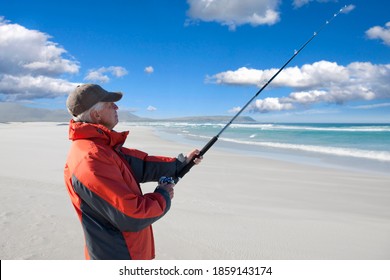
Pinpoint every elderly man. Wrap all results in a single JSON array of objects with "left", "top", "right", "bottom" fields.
[{"left": 64, "top": 84, "right": 201, "bottom": 260}]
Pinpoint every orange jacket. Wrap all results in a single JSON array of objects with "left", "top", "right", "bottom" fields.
[{"left": 64, "top": 120, "right": 186, "bottom": 259}]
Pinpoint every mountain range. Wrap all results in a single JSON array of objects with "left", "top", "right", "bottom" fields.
[{"left": 0, "top": 103, "right": 256, "bottom": 123}]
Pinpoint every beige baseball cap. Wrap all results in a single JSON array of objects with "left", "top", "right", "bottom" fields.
[{"left": 66, "top": 84, "right": 122, "bottom": 116}]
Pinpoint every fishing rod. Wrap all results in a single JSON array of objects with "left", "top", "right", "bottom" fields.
[{"left": 177, "top": 5, "right": 349, "bottom": 179}]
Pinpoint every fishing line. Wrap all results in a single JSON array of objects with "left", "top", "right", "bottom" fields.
[{"left": 178, "top": 5, "right": 350, "bottom": 179}]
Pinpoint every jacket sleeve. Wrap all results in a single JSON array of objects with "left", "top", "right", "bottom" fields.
[
  {"left": 71, "top": 148, "right": 171, "bottom": 232},
  {"left": 119, "top": 147, "right": 188, "bottom": 183}
]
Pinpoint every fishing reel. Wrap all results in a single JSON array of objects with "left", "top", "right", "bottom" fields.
[{"left": 158, "top": 176, "right": 175, "bottom": 185}]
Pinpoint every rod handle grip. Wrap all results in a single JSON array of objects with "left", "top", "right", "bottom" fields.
[{"left": 177, "top": 136, "right": 218, "bottom": 179}]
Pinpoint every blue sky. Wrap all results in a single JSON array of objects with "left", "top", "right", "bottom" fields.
[{"left": 1, "top": 0, "right": 389, "bottom": 122}]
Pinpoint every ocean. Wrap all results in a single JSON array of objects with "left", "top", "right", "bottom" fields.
[{"left": 124, "top": 122, "right": 390, "bottom": 174}]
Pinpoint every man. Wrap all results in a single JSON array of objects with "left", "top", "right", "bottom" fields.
[{"left": 64, "top": 84, "right": 201, "bottom": 260}]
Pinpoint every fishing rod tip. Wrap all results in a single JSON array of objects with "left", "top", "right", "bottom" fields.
[{"left": 340, "top": 5, "right": 347, "bottom": 12}]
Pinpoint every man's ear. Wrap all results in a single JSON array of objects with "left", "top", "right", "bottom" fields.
[{"left": 90, "top": 109, "right": 100, "bottom": 122}]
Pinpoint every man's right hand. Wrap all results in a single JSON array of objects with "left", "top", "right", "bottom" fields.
[{"left": 157, "top": 177, "right": 175, "bottom": 199}]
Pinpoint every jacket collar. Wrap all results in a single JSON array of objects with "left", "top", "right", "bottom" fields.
[{"left": 68, "top": 120, "right": 129, "bottom": 148}]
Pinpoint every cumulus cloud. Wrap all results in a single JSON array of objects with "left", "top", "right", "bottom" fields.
[
  {"left": 84, "top": 66, "right": 128, "bottom": 83},
  {"left": 209, "top": 61, "right": 349, "bottom": 88},
  {"left": 208, "top": 61, "right": 390, "bottom": 113},
  {"left": 0, "top": 17, "right": 79, "bottom": 100},
  {"left": 252, "top": 98, "right": 294, "bottom": 113},
  {"left": 186, "top": 0, "right": 281, "bottom": 31},
  {"left": 366, "top": 22, "right": 390, "bottom": 46},
  {"left": 144, "top": 66, "right": 154, "bottom": 74}
]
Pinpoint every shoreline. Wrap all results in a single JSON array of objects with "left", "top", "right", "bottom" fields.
[
  {"left": 1, "top": 122, "right": 390, "bottom": 259},
  {"left": 131, "top": 123, "right": 390, "bottom": 176}
]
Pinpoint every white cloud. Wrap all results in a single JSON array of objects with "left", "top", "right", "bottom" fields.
[
  {"left": 84, "top": 71, "right": 109, "bottom": 83},
  {"left": 292, "top": 0, "right": 309, "bottom": 7},
  {"left": 209, "top": 61, "right": 390, "bottom": 113},
  {"left": 228, "top": 106, "right": 241, "bottom": 113},
  {"left": 207, "top": 67, "right": 264, "bottom": 86},
  {"left": 340, "top": 4, "right": 355, "bottom": 14},
  {"left": 0, "top": 75, "right": 78, "bottom": 101},
  {"left": 292, "top": 0, "right": 336, "bottom": 8},
  {"left": 366, "top": 22, "right": 390, "bottom": 46},
  {"left": 144, "top": 66, "right": 154, "bottom": 74},
  {"left": 84, "top": 66, "right": 128, "bottom": 83},
  {"left": 210, "top": 61, "right": 349, "bottom": 88},
  {"left": 147, "top": 105, "right": 157, "bottom": 111},
  {"left": 109, "top": 66, "right": 128, "bottom": 77},
  {"left": 186, "top": 0, "right": 280, "bottom": 31},
  {"left": 351, "top": 103, "right": 390, "bottom": 110},
  {"left": 251, "top": 98, "right": 294, "bottom": 113},
  {"left": 0, "top": 17, "right": 80, "bottom": 100}
]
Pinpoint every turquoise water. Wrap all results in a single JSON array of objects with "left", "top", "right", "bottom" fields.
[{"left": 124, "top": 122, "right": 390, "bottom": 173}]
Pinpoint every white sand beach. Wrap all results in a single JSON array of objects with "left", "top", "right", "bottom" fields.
[{"left": 0, "top": 122, "right": 389, "bottom": 260}]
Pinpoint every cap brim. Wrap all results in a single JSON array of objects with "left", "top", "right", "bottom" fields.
[{"left": 101, "top": 92, "right": 123, "bottom": 102}]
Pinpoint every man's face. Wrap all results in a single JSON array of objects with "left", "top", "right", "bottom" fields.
[{"left": 96, "top": 102, "right": 119, "bottom": 130}]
